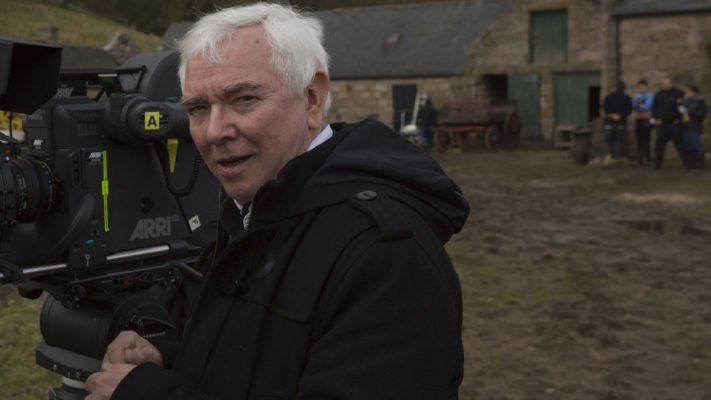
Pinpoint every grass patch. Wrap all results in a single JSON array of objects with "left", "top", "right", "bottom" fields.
[
  {"left": 447, "top": 238, "right": 581, "bottom": 310},
  {"left": 0, "top": 294, "right": 57, "bottom": 400},
  {"left": 676, "top": 174, "right": 711, "bottom": 217},
  {"left": 679, "top": 178, "right": 711, "bottom": 198},
  {"left": 0, "top": 0, "right": 162, "bottom": 51},
  {"left": 454, "top": 259, "right": 579, "bottom": 309}
]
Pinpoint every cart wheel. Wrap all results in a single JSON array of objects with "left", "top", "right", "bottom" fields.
[
  {"left": 484, "top": 125, "right": 502, "bottom": 151},
  {"left": 503, "top": 110, "right": 520, "bottom": 149}
]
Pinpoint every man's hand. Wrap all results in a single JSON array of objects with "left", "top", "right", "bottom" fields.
[
  {"left": 104, "top": 330, "right": 163, "bottom": 367},
  {"left": 84, "top": 331, "right": 164, "bottom": 399},
  {"left": 85, "top": 362, "right": 136, "bottom": 400}
]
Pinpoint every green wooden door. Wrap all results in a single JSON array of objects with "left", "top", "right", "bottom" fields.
[
  {"left": 530, "top": 10, "right": 567, "bottom": 64},
  {"left": 508, "top": 72, "right": 540, "bottom": 141},
  {"left": 553, "top": 71, "right": 600, "bottom": 128}
]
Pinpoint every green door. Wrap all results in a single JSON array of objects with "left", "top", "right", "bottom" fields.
[
  {"left": 553, "top": 71, "right": 600, "bottom": 128},
  {"left": 530, "top": 10, "right": 567, "bottom": 64},
  {"left": 508, "top": 72, "right": 540, "bottom": 141}
]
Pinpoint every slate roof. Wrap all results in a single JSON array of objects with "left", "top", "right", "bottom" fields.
[
  {"left": 161, "top": 1, "right": 515, "bottom": 79},
  {"left": 613, "top": 0, "right": 711, "bottom": 17},
  {"left": 317, "top": 1, "right": 515, "bottom": 79}
]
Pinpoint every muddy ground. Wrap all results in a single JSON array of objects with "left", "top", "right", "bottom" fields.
[
  {"left": 441, "top": 150, "right": 711, "bottom": 400},
  {"left": 2, "top": 149, "right": 710, "bottom": 399}
]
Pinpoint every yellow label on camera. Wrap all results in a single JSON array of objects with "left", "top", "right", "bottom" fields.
[
  {"left": 168, "top": 139, "right": 179, "bottom": 173},
  {"left": 144, "top": 112, "right": 161, "bottom": 130}
]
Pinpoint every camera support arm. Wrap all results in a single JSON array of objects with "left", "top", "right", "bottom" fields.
[{"left": 0, "top": 242, "right": 200, "bottom": 283}]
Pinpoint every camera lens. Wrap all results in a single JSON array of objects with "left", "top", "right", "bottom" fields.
[{"left": 0, "top": 159, "right": 57, "bottom": 224}]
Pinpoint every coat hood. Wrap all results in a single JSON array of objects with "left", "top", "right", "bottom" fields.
[{"left": 244, "top": 119, "right": 469, "bottom": 243}]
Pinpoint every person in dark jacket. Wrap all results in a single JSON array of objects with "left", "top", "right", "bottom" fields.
[
  {"left": 416, "top": 97, "right": 438, "bottom": 152},
  {"left": 85, "top": 3, "right": 468, "bottom": 400},
  {"left": 652, "top": 75, "right": 686, "bottom": 169},
  {"left": 680, "top": 84, "right": 708, "bottom": 169},
  {"left": 602, "top": 81, "right": 633, "bottom": 165}
]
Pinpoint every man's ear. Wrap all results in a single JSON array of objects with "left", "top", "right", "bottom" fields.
[{"left": 305, "top": 71, "right": 330, "bottom": 130}]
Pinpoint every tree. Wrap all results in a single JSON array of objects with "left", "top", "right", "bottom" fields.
[{"left": 63, "top": 0, "right": 456, "bottom": 35}]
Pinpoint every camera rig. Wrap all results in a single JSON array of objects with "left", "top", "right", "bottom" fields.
[{"left": 0, "top": 37, "right": 219, "bottom": 399}]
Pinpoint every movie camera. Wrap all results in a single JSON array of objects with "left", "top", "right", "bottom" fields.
[{"left": 0, "top": 37, "right": 218, "bottom": 399}]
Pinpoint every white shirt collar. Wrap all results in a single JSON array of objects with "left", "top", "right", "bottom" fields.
[
  {"left": 307, "top": 124, "right": 334, "bottom": 151},
  {"left": 234, "top": 124, "right": 333, "bottom": 228}
]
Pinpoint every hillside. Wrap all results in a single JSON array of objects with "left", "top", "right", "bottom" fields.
[{"left": 0, "top": 0, "right": 162, "bottom": 51}]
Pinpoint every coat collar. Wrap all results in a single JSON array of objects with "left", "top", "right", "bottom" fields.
[{"left": 220, "top": 123, "right": 351, "bottom": 234}]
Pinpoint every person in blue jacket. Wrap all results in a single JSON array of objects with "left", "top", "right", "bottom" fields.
[{"left": 632, "top": 79, "right": 654, "bottom": 165}]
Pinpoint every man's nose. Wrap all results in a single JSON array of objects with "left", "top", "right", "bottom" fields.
[{"left": 205, "top": 105, "right": 238, "bottom": 144}]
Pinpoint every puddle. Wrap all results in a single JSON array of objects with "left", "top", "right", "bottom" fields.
[
  {"left": 679, "top": 225, "right": 711, "bottom": 238},
  {"left": 616, "top": 193, "right": 706, "bottom": 207},
  {"left": 614, "top": 219, "right": 664, "bottom": 234},
  {"left": 614, "top": 219, "right": 711, "bottom": 237}
]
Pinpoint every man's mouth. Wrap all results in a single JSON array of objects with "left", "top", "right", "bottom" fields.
[{"left": 217, "top": 155, "right": 252, "bottom": 168}]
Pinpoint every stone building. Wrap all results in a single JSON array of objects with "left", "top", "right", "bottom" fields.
[
  {"left": 316, "top": 1, "right": 515, "bottom": 132},
  {"left": 161, "top": 1, "right": 517, "bottom": 132},
  {"left": 468, "top": 0, "right": 611, "bottom": 143},
  {"left": 468, "top": 0, "right": 711, "bottom": 144},
  {"left": 161, "top": 0, "right": 711, "bottom": 144}
]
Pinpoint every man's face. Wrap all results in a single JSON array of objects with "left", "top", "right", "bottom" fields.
[
  {"left": 661, "top": 77, "right": 672, "bottom": 90},
  {"left": 637, "top": 83, "right": 647, "bottom": 93},
  {"left": 182, "top": 25, "right": 324, "bottom": 203}
]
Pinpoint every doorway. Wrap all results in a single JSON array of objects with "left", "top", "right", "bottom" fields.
[
  {"left": 508, "top": 72, "right": 541, "bottom": 141},
  {"left": 553, "top": 71, "right": 601, "bottom": 128},
  {"left": 392, "top": 84, "right": 417, "bottom": 133}
]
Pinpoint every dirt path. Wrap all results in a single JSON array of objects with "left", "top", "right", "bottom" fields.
[
  {"left": 440, "top": 150, "right": 711, "bottom": 400},
  {"left": 1, "top": 149, "right": 710, "bottom": 399}
]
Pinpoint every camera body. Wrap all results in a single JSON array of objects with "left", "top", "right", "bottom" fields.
[{"left": 0, "top": 38, "right": 218, "bottom": 304}]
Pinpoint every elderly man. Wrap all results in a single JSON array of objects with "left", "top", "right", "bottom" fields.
[{"left": 86, "top": 3, "right": 468, "bottom": 399}]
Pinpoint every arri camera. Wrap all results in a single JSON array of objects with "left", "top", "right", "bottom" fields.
[{"left": 0, "top": 37, "right": 218, "bottom": 399}]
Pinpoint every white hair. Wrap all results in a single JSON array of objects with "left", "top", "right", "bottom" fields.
[{"left": 178, "top": 3, "right": 331, "bottom": 112}]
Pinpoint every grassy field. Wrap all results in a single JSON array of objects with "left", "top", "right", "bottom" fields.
[
  {"left": 0, "top": 293, "right": 56, "bottom": 399},
  {"left": 0, "top": 0, "right": 162, "bottom": 51}
]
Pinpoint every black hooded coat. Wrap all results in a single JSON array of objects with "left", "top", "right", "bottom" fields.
[{"left": 112, "top": 119, "right": 470, "bottom": 399}]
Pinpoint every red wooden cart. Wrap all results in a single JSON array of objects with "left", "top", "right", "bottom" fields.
[{"left": 435, "top": 102, "right": 520, "bottom": 153}]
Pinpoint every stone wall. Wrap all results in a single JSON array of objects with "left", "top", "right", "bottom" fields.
[
  {"left": 619, "top": 13, "right": 711, "bottom": 91},
  {"left": 328, "top": 76, "right": 478, "bottom": 126},
  {"left": 469, "top": 0, "right": 607, "bottom": 72}
]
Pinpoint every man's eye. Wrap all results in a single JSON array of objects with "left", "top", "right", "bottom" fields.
[
  {"left": 234, "top": 96, "right": 257, "bottom": 103},
  {"left": 186, "top": 105, "right": 207, "bottom": 115}
]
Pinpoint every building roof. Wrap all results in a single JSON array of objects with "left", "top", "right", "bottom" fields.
[
  {"left": 613, "top": 0, "right": 711, "bottom": 17},
  {"left": 162, "top": 1, "right": 514, "bottom": 79},
  {"left": 319, "top": 1, "right": 514, "bottom": 79}
]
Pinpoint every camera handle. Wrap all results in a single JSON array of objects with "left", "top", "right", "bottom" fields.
[{"left": 36, "top": 290, "right": 177, "bottom": 400}]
